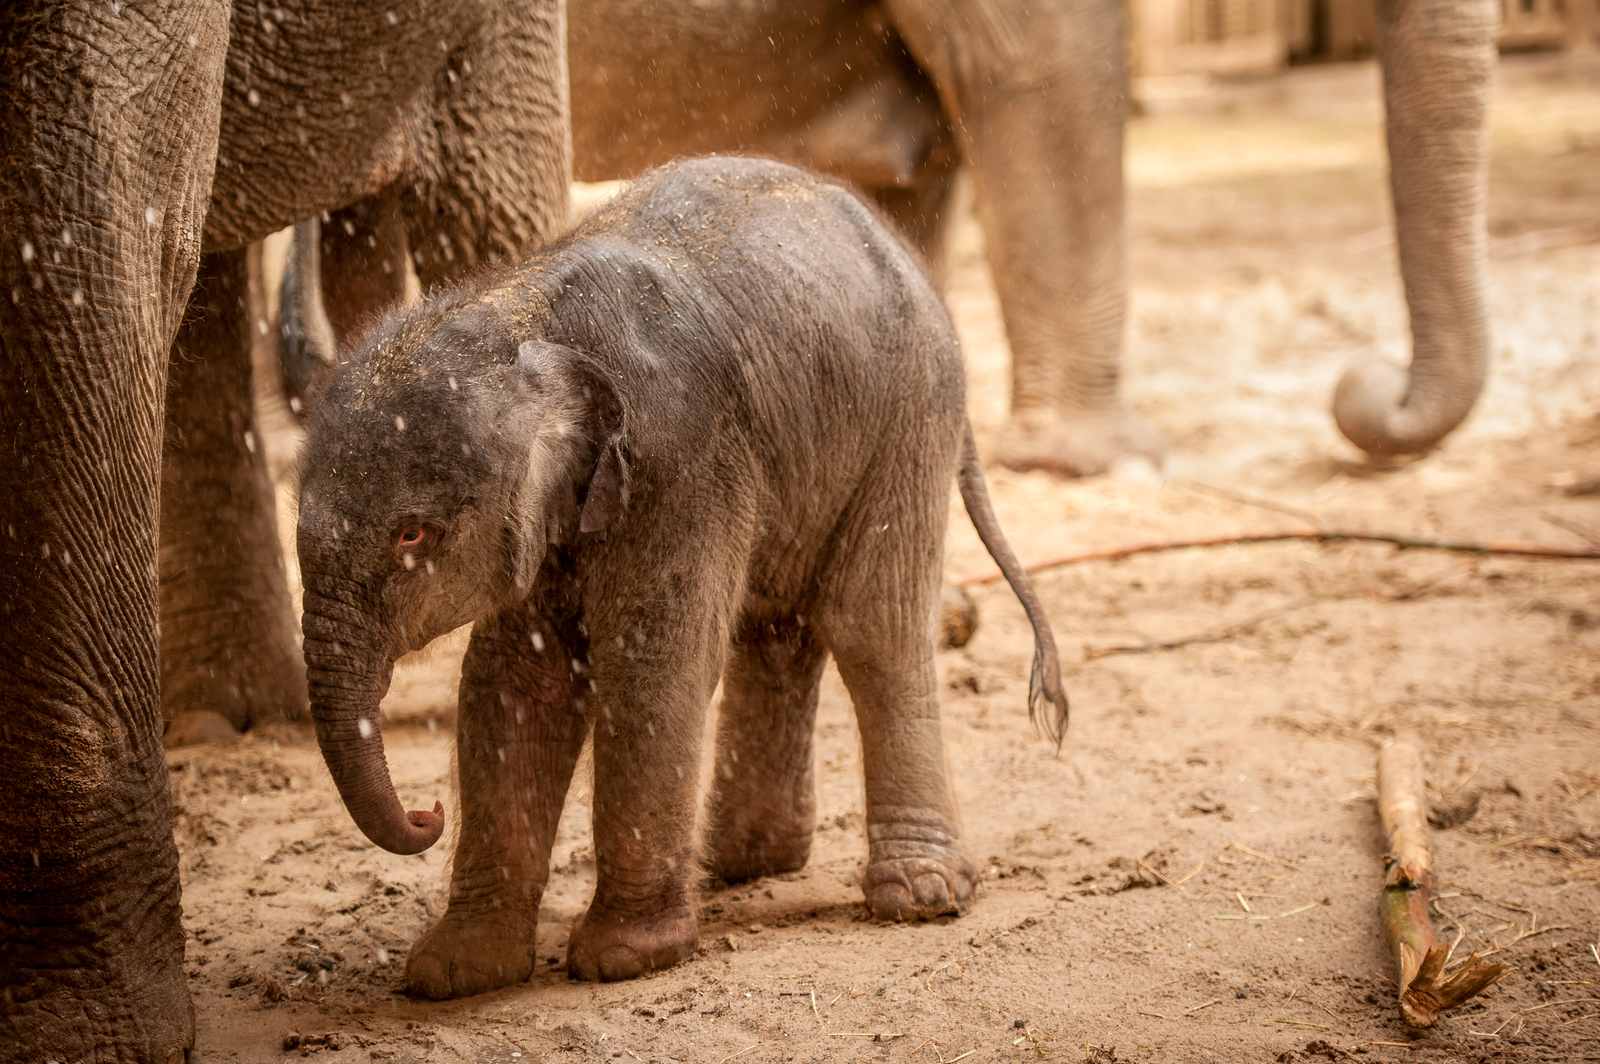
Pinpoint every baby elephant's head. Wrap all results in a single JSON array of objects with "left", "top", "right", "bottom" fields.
[{"left": 295, "top": 304, "right": 629, "bottom": 854}]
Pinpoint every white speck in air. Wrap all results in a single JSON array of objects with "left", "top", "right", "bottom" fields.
[
  {"left": 243, "top": 430, "right": 256, "bottom": 453},
  {"left": 402, "top": 553, "right": 416, "bottom": 571},
  {"left": 247, "top": 88, "right": 261, "bottom": 107},
  {"left": 448, "top": 376, "right": 458, "bottom": 391},
  {"left": 20, "top": 242, "right": 34, "bottom": 263},
  {"left": 531, "top": 632, "right": 545, "bottom": 651},
  {"left": 395, "top": 415, "right": 406, "bottom": 431},
  {"left": 357, "top": 718, "right": 373, "bottom": 739}
]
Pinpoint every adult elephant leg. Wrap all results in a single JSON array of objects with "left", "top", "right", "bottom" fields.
[
  {"left": 889, "top": 0, "right": 1164, "bottom": 477},
  {"left": 161, "top": 247, "right": 308, "bottom": 744},
  {"left": 320, "top": 192, "right": 411, "bottom": 343},
  {"left": 869, "top": 168, "right": 960, "bottom": 289},
  {"left": 406, "top": 598, "right": 588, "bottom": 1000},
  {"left": 279, "top": 193, "right": 411, "bottom": 414},
  {"left": 400, "top": 0, "right": 570, "bottom": 289},
  {"left": 1, "top": 2, "right": 227, "bottom": 1058},
  {"left": 704, "top": 614, "right": 828, "bottom": 882},
  {"left": 1333, "top": 0, "right": 1497, "bottom": 456}
]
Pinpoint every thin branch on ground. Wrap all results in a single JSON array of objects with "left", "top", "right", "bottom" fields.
[
  {"left": 959, "top": 531, "right": 1600, "bottom": 588},
  {"left": 1175, "top": 480, "right": 1324, "bottom": 527},
  {"left": 1084, "top": 559, "right": 1478, "bottom": 660},
  {"left": 1085, "top": 596, "right": 1324, "bottom": 660},
  {"left": 1539, "top": 511, "right": 1600, "bottom": 547}
]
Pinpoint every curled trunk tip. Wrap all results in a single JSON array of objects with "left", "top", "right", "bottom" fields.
[
  {"left": 1332, "top": 357, "right": 1478, "bottom": 458},
  {"left": 307, "top": 652, "right": 447, "bottom": 855}
]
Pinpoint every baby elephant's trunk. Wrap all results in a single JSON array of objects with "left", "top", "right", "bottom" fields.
[
  {"left": 956, "top": 421, "right": 1070, "bottom": 744},
  {"left": 302, "top": 587, "right": 445, "bottom": 855}
]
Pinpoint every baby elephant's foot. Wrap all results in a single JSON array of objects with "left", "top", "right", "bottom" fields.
[
  {"left": 863, "top": 815, "right": 976, "bottom": 920},
  {"left": 864, "top": 855, "right": 977, "bottom": 920},
  {"left": 406, "top": 913, "right": 535, "bottom": 999},
  {"left": 707, "top": 813, "right": 813, "bottom": 883},
  {"left": 567, "top": 902, "right": 698, "bottom": 982}
]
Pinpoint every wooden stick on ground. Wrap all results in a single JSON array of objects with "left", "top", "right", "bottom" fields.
[{"left": 1377, "top": 738, "right": 1506, "bottom": 1027}]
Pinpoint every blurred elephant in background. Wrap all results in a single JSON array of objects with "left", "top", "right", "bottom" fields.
[
  {"left": 285, "top": 0, "right": 1499, "bottom": 477},
  {"left": 0, "top": 0, "right": 568, "bottom": 1059},
  {"left": 286, "top": 0, "right": 1163, "bottom": 478}
]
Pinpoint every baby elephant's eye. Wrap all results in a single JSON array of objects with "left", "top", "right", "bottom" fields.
[{"left": 393, "top": 524, "right": 440, "bottom": 569}]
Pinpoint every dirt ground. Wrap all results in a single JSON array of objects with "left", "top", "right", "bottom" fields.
[{"left": 175, "top": 55, "right": 1600, "bottom": 1063}]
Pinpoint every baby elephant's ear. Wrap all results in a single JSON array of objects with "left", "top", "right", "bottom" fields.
[
  {"left": 516, "top": 339, "right": 565, "bottom": 388},
  {"left": 579, "top": 372, "right": 629, "bottom": 534}
]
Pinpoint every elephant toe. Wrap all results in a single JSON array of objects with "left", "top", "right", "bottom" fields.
[
  {"left": 405, "top": 915, "right": 534, "bottom": 999},
  {"left": 597, "top": 944, "right": 647, "bottom": 981},
  {"left": 914, "top": 872, "right": 953, "bottom": 909},
  {"left": 938, "top": 583, "right": 979, "bottom": 650},
  {"left": 994, "top": 408, "right": 1167, "bottom": 480},
  {"left": 864, "top": 855, "right": 975, "bottom": 921},
  {"left": 567, "top": 904, "right": 697, "bottom": 983},
  {"left": 163, "top": 710, "right": 240, "bottom": 748}
]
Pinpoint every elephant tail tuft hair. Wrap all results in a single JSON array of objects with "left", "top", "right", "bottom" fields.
[{"left": 956, "top": 420, "right": 1070, "bottom": 747}]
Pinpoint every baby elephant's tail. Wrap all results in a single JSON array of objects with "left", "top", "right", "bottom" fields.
[{"left": 957, "top": 420, "right": 1071, "bottom": 746}]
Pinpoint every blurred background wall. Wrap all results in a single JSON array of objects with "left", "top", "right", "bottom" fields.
[{"left": 1127, "top": 0, "right": 1596, "bottom": 89}]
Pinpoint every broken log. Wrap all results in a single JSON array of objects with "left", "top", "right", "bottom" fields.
[{"left": 1377, "top": 738, "right": 1506, "bottom": 1027}]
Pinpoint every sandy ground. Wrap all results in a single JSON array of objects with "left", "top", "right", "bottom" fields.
[{"left": 177, "top": 55, "right": 1599, "bottom": 1063}]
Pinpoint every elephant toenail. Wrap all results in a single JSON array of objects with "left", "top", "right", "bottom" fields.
[
  {"left": 870, "top": 882, "right": 913, "bottom": 920},
  {"left": 913, "top": 873, "right": 949, "bottom": 909},
  {"left": 597, "top": 944, "right": 646, "bottom": 981}
]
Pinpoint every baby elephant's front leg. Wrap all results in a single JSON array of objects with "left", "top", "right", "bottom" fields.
[
  {"left": 405, "top": 606, "right": 587, "bottom": 999},
  {"left": 566, "top": 613, "right": 713, "bottom": 982}
]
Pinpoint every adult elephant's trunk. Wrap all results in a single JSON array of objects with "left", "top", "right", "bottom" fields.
[
  {"left": 302, "top": 585, "right": 444, "bottom": 855},
  {"left": 1332, "top": 0, "right": 1498, "bottom": 457}
]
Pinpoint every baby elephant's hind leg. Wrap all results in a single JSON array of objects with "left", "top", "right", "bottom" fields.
[
  {"left": 705, "top": 614, "right": 828, "bottom": 882},
  {"left": 821, "top": 493, "right": 975, "bottom": 921}
]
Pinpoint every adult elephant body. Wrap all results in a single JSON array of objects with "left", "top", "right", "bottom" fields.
[
  {"left": 578, "top": 0, "right": 1498, "bottom": 468},
  {"left": 293, "top": 0, "right": 1499, "bottom": 474},
  {"left": 0, "top": 1, "right": 567, "bottom": 1059},
  {"left": 284, "top": 0, "right": 1160, "bottom": 477},
  {"left": 570, "top": 0, "right": 1499, "bottom": 466}
]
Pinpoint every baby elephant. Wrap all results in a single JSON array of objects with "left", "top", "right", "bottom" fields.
[{"left": 296, "top": 157, "right": 1068, "bottom": 999}]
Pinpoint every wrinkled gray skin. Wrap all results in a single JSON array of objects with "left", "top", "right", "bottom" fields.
[
  {"left": 0, "top": 0, "right": 567, "bottom": 1058},
  {"left": 286, "top": 0, "right": 1499, "bottom": 476},
  {"left": 297, "top": 158, "right": 1069, "bottom": 1000}
]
